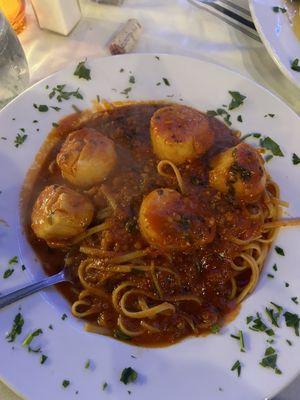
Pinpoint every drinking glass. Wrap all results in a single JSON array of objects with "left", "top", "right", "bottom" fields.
[{"left": 0, "top": 11, "right": 29, "bottom": 109}]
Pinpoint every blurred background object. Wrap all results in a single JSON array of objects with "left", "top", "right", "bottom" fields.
[
  {"left": 0, "top": 11, "right": 29, "bottom": 108},
  {"left": 0, "top": 0, "right": 26, "bottom": 33},
  {"left": 30, "top": 0, "right": 81, "bottom": 36},
  {"left": 90, "top": 0, "right": 124, "bottom": 4}
]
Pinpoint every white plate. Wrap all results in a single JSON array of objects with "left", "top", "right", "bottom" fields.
[
  {"left": 250, "top": 0, "right": 300, "bottom": 88},
  {"left": 0, "top": 54, "right": 300, "bottom": 400}
]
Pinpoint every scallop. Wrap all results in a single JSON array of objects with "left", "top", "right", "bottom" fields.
[
  {"left": 31, "top": 185, "right": 94, "bottom": 244},
  {"left": 139, "top": 188, "right": 215, "bottom": 251},
  {"left": 56, "top": 127, "right": 117, "bottom": 188},
  {"left": 150, "top": 105, "right": 214, "bottom": 165},
  {"left": 209, "top": 142, "right": 267, "bottom": 202}
]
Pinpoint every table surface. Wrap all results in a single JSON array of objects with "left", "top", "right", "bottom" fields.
[{"left": 1, "top": 0, "right": 299, "bottom": 399}]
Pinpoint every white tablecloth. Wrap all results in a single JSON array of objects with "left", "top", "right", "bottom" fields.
[{"left": 1, "top": 0, "right": 299, "bottom": 399}]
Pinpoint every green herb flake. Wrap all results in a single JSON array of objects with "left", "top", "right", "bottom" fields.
[
  {"left": 61, "top": 313, "right": 67, "bottom": 320},
  {"left": 246, "top": 316, "right": 253, "bottom": 324},
  {"left": 291, "top": 58, "right": 300, "bottom": 72},
  {"left": 292, "top": 153, "right": 300, "bottom": 165},
  {"left": 114, "top": 329, "right": 132, "bottom": 341},
  {"left": 267, "top": 338, "right": 274, "bottom": 344},
  {"left": 275, "top": 246, "right": 285, "bottom": 256},
  {"left": 33, "top": 104, "right": 49, "bottom": 112},
  {"left": 129, "top": 75, "right": 135, "bottom": 84},
  {"left": 267, "top": 274, "right": 274, "bottom": 279},
  {"left": 231, "top": 360, "right": 242, "bottom": 377},
  {"left": 265, "top": 307, "right": 281, "bottom": 327},
  {"left": 264, "top": 113, "right": 275, "bottom": 118},
  {"left": 211, "top": 324, "right": 220, "bottom": 334},
  {"left": 155, "top": 56, "right": 160, "bottom": 60},
  {"left": 249, "top": 313, "right": 274, "bottom": 336},
  {"left": 121, "top": 87, "right": 132, "bottom": 95},
  {"left": 6, "top": 313, "right": 24, "bottom": 342},
  {"left": 120, "top": 367, "right": 138, "bottom": 385},
  {"left": 96, "top": 94, "right": 100, "bottom": 102},
  {"left": 273, "top": 264, "right": 278, "bottom": 271},
  {"left": 50, "top": 106, "right": 61, "bottom": 112},
  {"left": 237, "top": 115, "right": 243, "bottom": 122},
  {"left": 284, "top": 311, "right": 300, "bottom": 336},
  {"left": 14, "top": 133, "right": 28, "bottom": 148},
  {"left": 228, "top": 91, "right": 246, "bottom": 110},
  {"left": 156, "top": 82, "right": 161, "bottom": 86},
  {"left": 102, "top": 382, "right": 108, "bottom": 390},
  {"left": 62, "top": 380, "right": 70, "bottom": 388},
  {"left": 3, "top": 269, "right": 14, "bottom": 279},
  {"left": 270, "top": 302, "right": 283, "bottom": 313},
  {"left": 9, "top": 256, "right": 18, "bottom": 265},
  {"left": 85, "top": 359, "right": 91, "bottom": 369},
  {"left": 272, "top": 6, "right": 287, "bottom": 13},
  {"left": 259, "top": 346, "right": 281, "bottom": 374},
  {"left": 265, "top": 154, "right": 273, "bottom": 163},
  {"left": 120, "top": 68, "right": 124, "bottom": 72},
  {"left": 40, "top": 354, "right": 48, "bottom": 364},
  {"left": 52, "top": 122, "right": 59, "bottom": 128},
  {"left": 162, "top": 77, "right": 170, "bottom": 86},
  {"left": 260, "top": 137, "right": 284, "bottom": 157},
  {"left": 291, "top": 297, "right": 299, "bottom": 305},
  {"left": 285, "top": 282, "right": 290, "bottom": 287},
  {"left": 48, "top": 324, "right": 53, "bottom": 330},
  {"left": 286, "top": 339, "right": 292, "bottom": 346},
  {"left": 231, "top": 330, "right": 245, "bottom": 352},
  {"left": 48, "top": 84, "right": 83, "bottom": 102},
  {"left": 74, "top": 60, "right": 91, "bottom": 80},
  {"left": 22, "top": 328, "right": 43, "bottom": 347}
]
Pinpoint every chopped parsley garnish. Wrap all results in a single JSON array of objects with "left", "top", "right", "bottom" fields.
[
  {"left": 40, "top": 354, "right": 48, "bottom": 364},
  {"left": 162, "top": 77, "right": 170, "bottom": 86},
  {"left": 272, "top": 6, "right": 286, "bottom": 13},
  {"left": 22, "top": 328, "right": 43, "bottom": 347},
  {"left": 62, "top": 380, "right": 70, "bottom": 388},
  {"left": 61, "top": 313, "right": 67, "bottom": 320},
  {"left": 33, "top": 104, "right": 49, "bottom": 112},
  {"left": 292, "top": 153, "right": 300, "bottom": 165},
  {"left": 237, "top": 115, "right": 243, "bottom": 122},
  {"left": 267, "top": 338, "right": 274, "bottom": 344},
  {"left": 9, "top": 256, "right": 18, "bottom": 265},
  {"left": 74, "top": 60, "right": 91, "bottom": 80},
  {"left": 285, "top": 282, "right": 290, "bottom": 287},
  {"left": 265, "top": 306, "right": 281, "bottom": 327},
  {"left": 48, "top": 324, "right": 53, "bottom": 330},
  {"left": 121, "top": 87, "right": 132, "bottom": 95},
  {"left": 259, "top": 347, "right": 281, "bottom": 374},
  {"left": 211, "top": 324, "right": 220, "bottom": 334},
  {"left": 102, "top": 382, "right": 108, "bottom": 390},
  {"left": 228, "top": 91, "right": 246, "bottom": 110},
  {"left": 273, "top": 264, "right": 278, "bottom": 271},
  {"left": 114, "top": 329, "right": 132, "bottom": 341},
  {"left": 14, "top": 133, "right": 28, "bottom": 148},
  {"left": 85, "top": 359, "right": 91, "bottom": 369},
  {"left": 267, "top": 274, "right": 274, "bottom": 279},
  {"left": 231, "top": 360, "right": 242, "bottom": 377},
  {"left": 291, "top": 297, "right": 299, "bottom": 305},
  {"left": 21, "top": 264, "right": 26, "bottom": 271},
  {"left": 6, "top": 313, "right": 24, "bottom": 342},
  {"left": 246, "top": 316, "right": 253, "bottom": 324},
  {"left": 286, "top": 339, "right": 292, "bottom": 346},
  {"left": 120, "top": 367, "right": 138, "bottom": 385},
  {"left": 3, "top": 269, "right": 14, "bottom": 278},
  {"left": 120, "top": 68, "right": 124, "bottom": 72},
  {"left": 50, "top": 106, "right": 61, "bottom": 111},
  {"left": 155, "top": 56, "right": 160, "bottom": 60},
  {"left": 230, "top": 330, "right": 245, "bottom": 352},
  {"left": 264, "top": 113, "right": 275, "bottom": 118},
  {"left": 260, "top": 137, "right": 284, "bottom": 157},
  {"left": 49, "top": 84, "right": 83, "bottom": 102},
  {"left": 291, "top": 58, "right": 300, "bottom": 72},
  {"left": 275, "top": 246, "right": 285, "bottom": 256},
  {"left": 284, "top": 311, "right": 300, "bottom": 336},
  {"left": 129, "top": 75, "right": 135, "bottom": 84},
  {"left": 207, "top": 108, "right": 232, "bottom": 126},
  {"left": 156, "top": 82, "right": 161, "bottom": 86},
  {"left": 52, "top": 123, "right": 59, "bottom": 128},
  {"left": 249, "top": 313, "right": 274, "bottom": 336},
  {"left": 28, "top": 345, "right": 41, "bottom": 353},
  {"left": 270, "top": 302, "right": 283, "bottom": 313}
]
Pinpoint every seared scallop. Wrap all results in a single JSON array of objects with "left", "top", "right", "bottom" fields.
[
  {"left": 57, "top": 127, "right": 117, "bottom": 188},
  {"left": 209, "top": 142, "right": 266, "bottom": 202},
  {"left": 31, "top": 185, "right": 94, "bottom": 244},
  {"left": 139, "top": 188, "right": 215, "bottom": 251},
  {"left": 150, "top": 105, "right": 214, "bottom": 165}
]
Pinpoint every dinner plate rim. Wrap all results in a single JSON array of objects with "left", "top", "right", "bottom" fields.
[{"left": 0, "top": 53, "right": 300, "bottom": 400}]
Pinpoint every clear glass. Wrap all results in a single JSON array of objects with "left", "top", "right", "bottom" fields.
[{"left": 0, "top": 11, "right": 29, "bottom": 109}]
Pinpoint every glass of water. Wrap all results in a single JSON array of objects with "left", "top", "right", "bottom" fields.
[{"left": 0, "top": 11, "right": 29, "bottom": 109}]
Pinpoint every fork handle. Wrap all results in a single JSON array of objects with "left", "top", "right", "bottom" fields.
[{"left": 0, "top": 271, "right": 66, "bottom": 310}]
